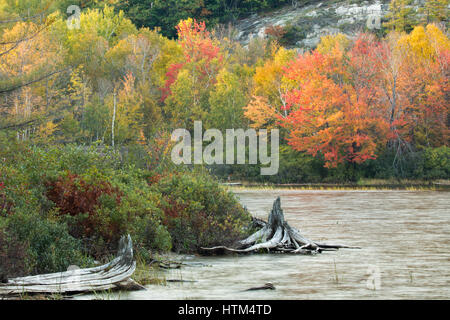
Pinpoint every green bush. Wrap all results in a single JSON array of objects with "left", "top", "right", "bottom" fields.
[
  {"left": 1, "top": 141, "right": 251, "bottom": 275},
  {"left": 5, "top": 212, "right": 92, "bottom": 275},
  {"left": 209, "top": 146, "right": 326, "bottom": 183},
  {"left": 423, "top": 146, "right": 450, "bottom": 179},
  {"left": 155, "top": 169, "right": 252, "bottom": 252},
  {"left": 0, "top": 224, "right": 29, "bottom": 278},
  {"left": 279, "top": 24, "right": 306, "bottom": 47}
]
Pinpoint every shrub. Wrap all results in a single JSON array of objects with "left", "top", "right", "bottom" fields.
[
  {"left": 0, "top": 225, "right": 29, "bottom": 278},
  {"left": 265, "top": 24, "right": 287, "bottom": 41},
  {"left": 0, "top": 142, "right": 251, "bottom": 273},
  {"left": 45, "top": 172, "right": 123, "bottom": 241},
  {"left": 0, "top": 181, "right": 13, "bottom": 215},
  {"left": 279, "top": 24, "right": 306, "bottom": 46},
  {"left": 155, "top": 170, "right": 251, "bottom": 252},
  {"left": 5, "top": 212, "right": 91, "bottom": 275},
  {"left": 423, "top": 146, "right": 450, "bottom": 179}
]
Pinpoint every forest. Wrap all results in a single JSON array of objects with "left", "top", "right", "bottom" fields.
[{"left": 0, "top": 0, "right": 448, "bottom": 279}]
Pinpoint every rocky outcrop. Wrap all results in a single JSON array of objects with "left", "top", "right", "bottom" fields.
[{"left": 232, "top": 0, "right": 426, "bottom": 49}]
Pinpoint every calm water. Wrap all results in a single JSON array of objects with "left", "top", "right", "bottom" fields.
[{"left": 80, "top": 190, "right": 450, "bottom": 300}]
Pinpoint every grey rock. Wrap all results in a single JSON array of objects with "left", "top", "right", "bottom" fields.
[{"left": 229, "top": 1, "right": 426, "bottom": 50}]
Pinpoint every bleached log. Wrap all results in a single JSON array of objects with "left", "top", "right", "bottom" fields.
[{"left": 0, "top": 235, "right": 144, "bottom": 296}]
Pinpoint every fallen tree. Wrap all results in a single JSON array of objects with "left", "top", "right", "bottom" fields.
[
  {"left": 0, "top": 235, "right": 144, "bottom": 297},
  {"left": 202, "top": 197, "right": 360, "bottom": 254}
]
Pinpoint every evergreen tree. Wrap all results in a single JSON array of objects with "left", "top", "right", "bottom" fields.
[
  {"left": 384, "top": 0, "right": 417, "bottom": 32},
  {"left": 419, "top": 0, "right": 449, "bottom": 24}
]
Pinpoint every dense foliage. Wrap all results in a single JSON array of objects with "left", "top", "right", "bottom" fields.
[
  {"left": 115, "top": 0, "right": 296, "bottom": 38},
  {"left": 0, "top": 0, "right": 448, "bottom": 277},
  {"left": 0, "top": 140, "right": 251, "bottom": 275}
]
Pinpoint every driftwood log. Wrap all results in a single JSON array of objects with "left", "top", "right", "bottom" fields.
[
  {"left": 0, "top": 235, "right": 144, "bottom": 296},
  {"left": 202, "top": 197, "right": 360, "bottom": 254}
]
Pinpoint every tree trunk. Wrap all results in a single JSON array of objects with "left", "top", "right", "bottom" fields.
[
  {"left": 202, "top": 197, "right": 360, "bottom": 254},
  {"left": 0, "top": 235, "right": 144, "bottom": 297}
]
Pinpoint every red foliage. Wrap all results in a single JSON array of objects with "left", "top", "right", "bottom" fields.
[
  {"left": 160, "top": 19, "right": 222, "bottom": 102},
  {"left": 279, "top": 37, "right": 390, "bottom": 167},
  {"left": 45, "top": 173, "right": 122, "bottom": 239},
  {"left": 147, "top": 173, "right": 162, "bottom": 185},
  {"left": 160, "top": 62, "right": 184, "bottom": 102},
  {"left": 265, "top": 25, "right": 287, "bottom": 40},
  {"left": 161, "top": 198, "right": 188, "bottom": 226}
]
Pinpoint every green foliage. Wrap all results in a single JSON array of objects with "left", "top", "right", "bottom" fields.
[
  {"left": 115, "top": 0, "right": 293, "bottom": 38},
  {"left": 5, "top": 211, "right": 91, "bottom": 275},
  {"left": 208, "top": 68, "right": 248, "bottom": 129},
  {"left": 211, "top": 145, "right": 450, "bottom": 184},
  {"left": 419, "top": 0, "right": 449, "bottom": 24},
  {"left": 155, "top": 169, "right": 252, "bottom": 252},
  {"left": 81, "top": 98, "right": 110, "bottom": 142},
  {"left": 0, "top": 141, "right": 251, "bottom": 275},
  {"left": 278, "top": 24, "right": 306, "bottom": 47},
  {"left": 422, "top": 146, "right": 450, "bottom": 179},
  {"left": 210, "top": 145, "right": 326, "bottom": 183},
  {"left": 384, "top": 0, "right": 417, "bottom": 32},
  {"left": 0, "top": 224, "right": 28, "bottom": 277}
]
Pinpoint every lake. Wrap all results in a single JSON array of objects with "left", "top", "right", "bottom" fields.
[{"left": 79, "top": 189, "right": 450, "bottom": 299}]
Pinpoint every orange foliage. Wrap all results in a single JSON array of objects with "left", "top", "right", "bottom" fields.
[
  {"left": 280, "top": 36, "right": 390, "bottom": 167},
  {"left": 161, "top": 19, "right": 223, "bottom": 102},
  {"left": 252, "top": 26, "right": 448, "bottom": 168}
]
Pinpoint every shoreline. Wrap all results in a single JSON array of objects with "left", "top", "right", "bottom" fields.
[{"left": 222, "top": 180, "right": 450, "bottom": 191}]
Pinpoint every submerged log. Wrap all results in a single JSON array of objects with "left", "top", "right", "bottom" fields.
[
  {"left": 0, "top": 235, "right": 144, "bottom": 296},
  {"left": 245, "top": 283, "right": 276, "bottom": 291},
  {"left": 202, "top": 197, "right": 360, "bottom": 254}
]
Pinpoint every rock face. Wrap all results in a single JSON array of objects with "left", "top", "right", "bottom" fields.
[{"left": 231, "top": 0, "right": 424, "bottom": 49}]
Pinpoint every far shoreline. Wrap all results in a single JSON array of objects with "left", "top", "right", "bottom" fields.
[{"left": 223, "top": 179, "right": 450, "bottom": 191}]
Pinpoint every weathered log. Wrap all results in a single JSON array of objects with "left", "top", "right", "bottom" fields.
[
  {"left": 202, "top": 197, "right": 360, "bottom": 254},
  {"left": 0, "top": 235, "right": 144, "bottom": 296}
]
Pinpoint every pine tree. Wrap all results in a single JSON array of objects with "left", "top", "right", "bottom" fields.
[
  {"left": 420, "top": 0, "right": 449, "bottom": 24},
  {"left": 384, "top": 0, "right": 417, "bottom": 32}
]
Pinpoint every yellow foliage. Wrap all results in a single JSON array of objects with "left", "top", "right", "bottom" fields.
[
  {"left": 244, "top": 96, "right": 278, "bottom": 129},
  {"left": 253, "top": 46, "right": 295, "bottom": 107},
  {"left": 316, "top": 33, "right": 351, "bottom": 54},
  {"left": 39, "top": 121, "right": 57, "bottom": 138},
  {"left": 398, "top": 24, "right": 450, "bottom": 60}
]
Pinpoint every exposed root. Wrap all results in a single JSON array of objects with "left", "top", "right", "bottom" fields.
[{"left": 202, "top": 197, "right": 360, "bottom": 255}]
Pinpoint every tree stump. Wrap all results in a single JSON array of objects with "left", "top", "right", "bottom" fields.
[{"left": 202, "top": 197, "right": 360, "bottom": 254}]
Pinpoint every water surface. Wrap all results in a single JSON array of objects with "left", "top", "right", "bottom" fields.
[{"left": 80, "top": 190, "right": 450, "bottom": 299}]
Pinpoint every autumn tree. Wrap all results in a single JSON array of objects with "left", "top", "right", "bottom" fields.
[
  {"left": 106, "top": 72, "right": 144, "bottom": 145},
  {"left": 394, "top": 24, "right": 449, "bottom": 149},
  {"left": 0, "top": 20, "right": 62, "bottom": 138},
  {"left": 162, "top": 18, "right": 223, "bottom": 128},
  {"left": 316, "top": 33, "right": 351, "bottom": 55},
  {"left": 106, "top": 28, "right": 164, "bottom": 137},
  {"left": 208, "top": 68, "right": 247, "bottom": 129},
  {"left": 278, "top": 36, "right": 390, "bottom": 168},
  {"left": 244, "top": 45, "right": 296, "bottom": 129}
]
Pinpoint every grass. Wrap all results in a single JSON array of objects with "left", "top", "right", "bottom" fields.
[
  {"left": 132, "top": 254, "right": 168, "bottom": 286},
  {"left": 92, "top": 288, "right": 126, "bottom": 300},
  {"left": 13, "top": 292, "right": 65, "bottom": 300},
  {"left": 225, "top": 179, "right": 449, "bottom": 191},
  {"left": 409, "top": 270, "right": 414, "bottom": 284},
  {"left": 333, "top": 259, "right": 341, "bottom": 285}
]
